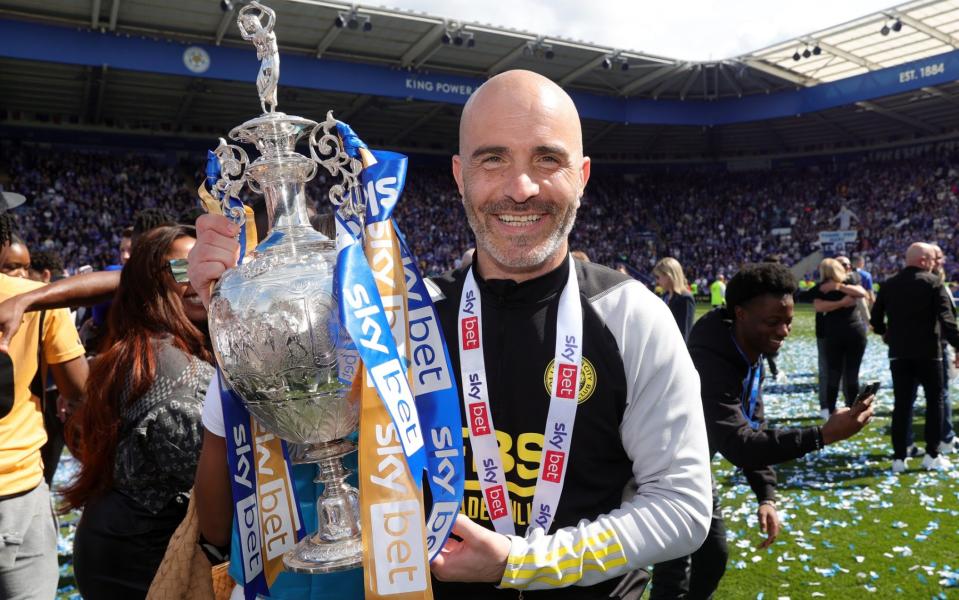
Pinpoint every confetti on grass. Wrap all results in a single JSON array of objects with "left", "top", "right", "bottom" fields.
[{"left": 713, "top": 321, "right": 959, "bottom": 599}]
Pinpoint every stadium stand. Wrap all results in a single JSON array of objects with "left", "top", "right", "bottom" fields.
[
  {"left": 2, "top": 0, "right": 959, "bottom": 287},
  {"left": 3, "top": 139, "right": 956, "bottom": 284}
]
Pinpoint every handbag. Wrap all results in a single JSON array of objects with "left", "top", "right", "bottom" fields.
[{"left": 146, "top": 491, "right": 234, "bottom": 600}]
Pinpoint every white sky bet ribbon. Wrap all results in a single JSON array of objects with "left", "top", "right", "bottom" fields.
[
  {"left": 458, "top": 256, "right": 583, "bottom": 536},
  {"left": 335, "top": 209, "right": 426, "bottom": 475}
]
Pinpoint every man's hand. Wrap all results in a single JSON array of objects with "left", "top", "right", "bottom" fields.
[
  {"left": 839, "top": 295, "right": 857, "bottom": 307},
  {"left": 757, "top": 503, "right": 780, "bottom": 549},
  {"left": 187, "top": 214, "right": 241, "bottom": 309},
  {"left": 430, "top": 514, "right": 510, "bottom": 583},
  {"left": 0, "top": 295, "right": 27, "bottom": 353},
  {"left": 821, "top": 396, "right": 874, "bottom": 445}
]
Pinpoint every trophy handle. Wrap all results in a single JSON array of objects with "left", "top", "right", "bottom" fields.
[
  {"left": 308, "top": 112, "right": 363, "bottom": 214},
  {"left": 213, "top": 138, "right": 250, "bottom": 226}
]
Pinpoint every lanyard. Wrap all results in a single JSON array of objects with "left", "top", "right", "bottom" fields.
[
  {"left": 731, "top": 334, "right": 763, "bottom": 431},
  {"left": 457, "top": 257, "right": 583, "bottom": 535}
]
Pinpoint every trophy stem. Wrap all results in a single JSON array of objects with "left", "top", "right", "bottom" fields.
[
  {"left": 284, "top": 440, "right": 363, "bottom": 574},
  {"left": 263, "top": 179, "right": 313, "bottom": 233}
]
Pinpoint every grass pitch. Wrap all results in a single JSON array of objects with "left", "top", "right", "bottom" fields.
[
  {"left": 54, "top": 305, "right": 958, "bottom": 598},
  {"left": 703, "top": 304, "right": 959, "bottom": 599}
]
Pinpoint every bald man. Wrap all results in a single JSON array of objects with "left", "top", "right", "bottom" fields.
[
  {"left": 871, "top": 242, "right": 959, "bottom": 472},
  {"left": 188, "top": 69, "right": 711, "bottom": 598}
]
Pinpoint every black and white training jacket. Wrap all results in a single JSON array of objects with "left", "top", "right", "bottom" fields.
[{"left": 428, "top": 257, "right": 712, "bottom": 599}]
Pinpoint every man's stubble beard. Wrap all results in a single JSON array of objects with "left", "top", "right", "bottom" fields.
[{"left": 462, "top": 191, "right": 579, "bottom": 272}]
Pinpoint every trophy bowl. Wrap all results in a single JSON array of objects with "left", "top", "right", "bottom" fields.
[
  {"left": 209, "top": 230, "right": 357, "bottom": 448},
  {"left": 209, "top": 219, "right": 364, "bottom": 573}
]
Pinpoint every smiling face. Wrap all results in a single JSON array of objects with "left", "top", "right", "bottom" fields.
[
  {"left": 734, "top": 293, "right": 794, "bottom": 360},
  {"left": 166, "top": 236, "right": 206, "bottom": 324},
  {"left": 452, "top": 70, "right": 590, "bottom": 281}
]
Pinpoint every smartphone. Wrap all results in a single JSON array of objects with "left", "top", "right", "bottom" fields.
[{"left": 854, "top": 381, "right": 880, "bottom": 406}]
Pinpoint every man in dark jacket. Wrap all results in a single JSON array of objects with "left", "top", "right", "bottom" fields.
[
  {"left": 650, "top": 263, "right": 875, "bottom": 599},
  {"left": 870, "top": 242, "right": 959, "bottom": 472}
]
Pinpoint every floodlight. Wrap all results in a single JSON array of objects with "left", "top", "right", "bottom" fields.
[
  {"left": 892, "top": 19, "right": 902, "bottom": 32},
  {"left": 881, "top": 24, "right": 890, "bottom": 35},
  {"left": 812, "top": 45, "right": 821, "bottom": 55},
  {"left": 363, "top": 20, "right": 372, "bottom": 32},
  {"left": 544, "top": 49, "right": 555, "bottom": 60},
  {"left": 803, "top": 48, "right": 811, "bottom": 58},
  {"left": 442, "top": 32, "right": 452, "bottom": 44},
  {"left": 793, "top": 52, "right": 801, "bottom": 61},
  {"left": 621, "top": 61, "right": 629, "bottom": 71},
  {"left": 601, "top": 57, "right": 612, "bottom": 69}
]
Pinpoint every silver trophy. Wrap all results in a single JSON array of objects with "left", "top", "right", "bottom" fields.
[{"left": 207, "top": 1, "right": 365, "bottom": 573}]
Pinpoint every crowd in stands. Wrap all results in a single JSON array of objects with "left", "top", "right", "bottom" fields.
[{"left": 2, "top": 141, "right": 957, "bottom": 284}]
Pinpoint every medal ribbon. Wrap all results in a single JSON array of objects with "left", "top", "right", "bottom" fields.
[{"left": 457, "top": 257, "right": 583, "bottom": 535}]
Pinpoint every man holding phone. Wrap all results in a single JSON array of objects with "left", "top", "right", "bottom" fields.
[{"left": 650, "top": 263, "right": 875, "bottom": 599}]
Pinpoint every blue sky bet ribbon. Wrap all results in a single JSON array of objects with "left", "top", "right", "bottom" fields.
[
  {"left": 395, "top": 223, "right": 465, "bottom": 559},
  {"left": 335, "top": 207, "right": 428, "bottom": 481}
]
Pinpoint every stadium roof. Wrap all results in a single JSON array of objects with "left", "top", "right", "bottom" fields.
[
  {"left": 745, "top": 0, "right": 959, "bottom": 84},
  {"left": 1, "top": 0, "right": 958, "bottom": 161},
  {"left": 0, "top": 0, "right": 798, "bottom": 100}
]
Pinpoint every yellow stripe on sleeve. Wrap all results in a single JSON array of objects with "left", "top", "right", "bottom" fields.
[
  {"left": 508, "top": 529, "right": 616, "bottom": 566},
  {"left": 502, "top": 556, "right": 630, "bottom": 588},
  {"left": 502, "top": 528, "right": 628, "bottom": 588}
]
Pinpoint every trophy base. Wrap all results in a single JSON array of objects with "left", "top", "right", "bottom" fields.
[
  {"left": 282, "top": 439, "right": 363, "bottom": 574},
  {"left": 283, "top": 534, "right": 363, "bottom": 574}
]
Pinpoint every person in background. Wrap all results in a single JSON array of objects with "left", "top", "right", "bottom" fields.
[
  {"left": 853, "top": 254, "right": 874, "bottom": 304},
  {"left": 63, "top": 225, "right": 214, "bottom": 599},
  {"left": 27, "top": 250, "right": 65, "bottom": 284},
  {"left": 0, "top": 212, "right": 88, "bottom": 600},
  {"left": 710, "top": 274, "right": 726, "bottom": 308},
  {"left": 649, "top": 262, "right": 874, "bottom": 599},
  {"left": 871, "top": 242, "right": 959, "bottom": 472},
  {"left": 654, "top": 257, "right": 696, "bottom": 342},
  {"left": 932, "top": 244, "right": 957, "bottom": 454},
  {"left": 814, "top": 258, "right": 869, "bottom": 417},
  {"left": 0, "top": 234, "right": 31, "bottom": 279},
  {"left": 26, "top": 247, "right": 70, "bottom": 485}
]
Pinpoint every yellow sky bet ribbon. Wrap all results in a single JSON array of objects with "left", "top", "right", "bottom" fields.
[
  {"left": 355, "top": 148, "right": 434, "bottom": 600},
  {"left": 197, "top": 182, "right": 257, "bottom": 257}
]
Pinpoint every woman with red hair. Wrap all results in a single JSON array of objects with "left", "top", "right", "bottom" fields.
[{"left": 62, "top": 224, "right": 213, "bottom": 599}]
